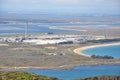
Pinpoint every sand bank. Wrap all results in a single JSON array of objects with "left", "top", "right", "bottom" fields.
[
  {"left": 49, "top": 26, "right": 87, "bottom": 31},
  {"left": 0, "top": 43, "right": 9, "bottom": 46},
  {"left": 0, "top": 27, "right": 23, "bottom": 30},
  {"left": 73, "top": 42, "right": 120, "bottom": 57}
]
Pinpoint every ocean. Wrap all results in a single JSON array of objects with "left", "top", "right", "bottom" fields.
[
  {"left": 0, "top": 23, "right": 80, "bottom": 34},
  {"left": 0, "top": 23, "right": 120, "bottom": 80},
  {"left": 0, "top": 23, "right": 120, "bottom": 34},
  {"left": 23, "top": 45, "right": 120, "bottom": 80},
  {"left": 24, "top": 64, "right": 120, "bottom": 80},
  {"left": 82, "top": 45, "right": 120, "bottom": 59}
]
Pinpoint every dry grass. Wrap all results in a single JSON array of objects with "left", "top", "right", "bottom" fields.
[{"left": 0, "top": 42, "right": 120, "bottom": 70}]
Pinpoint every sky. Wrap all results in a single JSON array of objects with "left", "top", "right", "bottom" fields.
[{"left": 0, "top": 0, "right": 120, "bottom": 15}]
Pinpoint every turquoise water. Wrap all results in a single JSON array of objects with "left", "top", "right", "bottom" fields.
[
  {"left": 24, "top": 45, "right": 120, "bottom": 80},
  {"left": 1, "top": 23, "right": 120, "bottom": 80},
  {"left": 82, "top": 45, "right": 120, "bottom": 58},
  {"left": 24, "top": 64, "right": 120, "bottom": 80}
]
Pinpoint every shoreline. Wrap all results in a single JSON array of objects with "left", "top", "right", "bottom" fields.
[
  {"left": 49, "top": 26, "right": 87, "bottom": 31},
  {"left": 0, "top": 42, "right": 120, "bottom": 70},
  {"left": 0, "top": 62, "right": 120, "bottom": 71},
  {"left": 73, "top": 42, "right": 120, "bottom": 57}
]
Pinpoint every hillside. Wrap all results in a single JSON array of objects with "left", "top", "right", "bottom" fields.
[
  {"left": 78, "top": 76, "right": 120, "bottom": 80},
  {"left": 0, "top": 71, "right": 58, "bottom": 80}
]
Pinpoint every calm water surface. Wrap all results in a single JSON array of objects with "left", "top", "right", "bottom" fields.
[
  {"left": 24, "top": 45, "right": 120, "bottom": 80},
  {"left": 82, "top": 45, "right": 120, "bottom": 58},
  {"left": 24, "top": 64, "right": 120, "bottom": 80},
  {"left": 1, "top": 23, "right": 120, "bottom": 34},
  {"left": 0, "top": 23, "right": 79, "bottom": 34},
  {"left": 1, "top": 23, "right": 120, "bottom": 80}
]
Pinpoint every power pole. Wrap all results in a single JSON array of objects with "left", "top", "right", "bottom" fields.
[
  {"left": 25, "top": 22, "right": 28, "bottom": 39},
  {"left": 104, "top": 29, "right": 107, "bottom": 39}
]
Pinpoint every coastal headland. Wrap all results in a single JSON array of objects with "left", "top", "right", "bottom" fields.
[
  {"left": 0, "top": 24, "right": 120, "bottom": 70},
  {"left": 0, "top": 41, "right": 120, "bottom": 70}
]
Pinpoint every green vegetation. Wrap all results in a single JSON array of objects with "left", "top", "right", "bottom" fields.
[
  {"left": 0, "top": 71, "right": 120, "bottom": 80},
  {"left": 91, "top": 55, "right": 114, "bottom": 59},
  {"left": 77, "top": 76, "right": 120, "bottom": 80},
  {"left": 0, "top": 71, "right": 59, "bottom": 80}
]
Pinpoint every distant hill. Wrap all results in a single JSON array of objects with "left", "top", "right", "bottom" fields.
[
  {"left": 0, "top": 71, "right": 58, "bottom": 80},
  {"left": 78, "top": 76, "right": 120, "bottom": 80},
  {"left": 0, "top": 13, "right": 120, "bottom": 23},
  {"left": 0, "top": 71, "right": 120, "bottom": 80}
]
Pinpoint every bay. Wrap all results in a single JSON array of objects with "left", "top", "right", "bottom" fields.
[
  {"left": 1, "top": 23, "right": 120, "bottom": 34},
  {"left": 0, "top": 23, "right": 85, "bottom": 34},
  {"left": 82, "top": 45, "right": 120, "bottom": 58},
  {"left": 24, "top": 64, "right": 120, "bottom": 80}
]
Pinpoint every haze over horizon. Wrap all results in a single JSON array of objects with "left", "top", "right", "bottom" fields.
[{"left": 0, "top": 0, "right": 120, "bottom": 15}]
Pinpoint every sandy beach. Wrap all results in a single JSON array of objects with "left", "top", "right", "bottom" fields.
[
  {"left": 0, "top": 43, "right": 9, "bottom": 46},
  {"left": 49, "top": 26, "right": 87, "bottom": 31},
  {"left": 0, "top": 40, "right": 120, "bottom": 70},
  {"left": 49, "top": 26, "right": 120, "bottom": 39},
  {"left": 73, "top": 42, "right": 120, "bottom": 57}
]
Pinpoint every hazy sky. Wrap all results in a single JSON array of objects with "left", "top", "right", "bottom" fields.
[{"left": 0, "top": 0, "right": 120, "bottom": 15}]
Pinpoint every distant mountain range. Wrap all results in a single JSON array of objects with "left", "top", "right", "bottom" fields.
[{"left": 0, "top": 13, "right": 120, "bottom": 23}]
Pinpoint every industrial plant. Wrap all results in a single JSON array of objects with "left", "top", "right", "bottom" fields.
[{"left": 0, "top": 23, "right": 106, "bottom": 45}]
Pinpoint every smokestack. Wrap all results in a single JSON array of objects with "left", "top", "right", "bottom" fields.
[{"left": 25, "top": 22, "right": 28, "bottom": 39}]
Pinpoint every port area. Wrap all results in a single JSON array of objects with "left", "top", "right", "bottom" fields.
[
  {"left": 0, "top": 31, "right": 120, "bottom": 70},
  {"left": 0, "top": 24, "right": 120, "bottom": 70}
]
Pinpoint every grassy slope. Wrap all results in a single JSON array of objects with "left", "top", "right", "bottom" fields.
[
  {"left": 0, "top": 71, "right": 120, "bottom": 80},
  {"left": 0, "top": 71, "right": 58, "bottom": 80},
  {"left": 0, "top": 42, "right": 120, "bottom": 69},
  {"left": 77, "top": 76, "right": 120, "bottom": 80}
]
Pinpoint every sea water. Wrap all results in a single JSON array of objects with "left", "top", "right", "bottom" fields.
[
  {"left": 24, "top": 64, "right": 120, "bottom": 80},
  {"left": 1, "top": 23, "right": 120, "bottom": 80},
  {"left": 82, "top": 45, "right": 120, "bottom": 58},
  {"left": 0, "top": 23, "right": 83, "bottom": 34},
  {"left": 1, "top": 23, "right": 120, "bottom": 34},
  {"left": 24, "top": 45, "right": 120, "bottom": 80}
]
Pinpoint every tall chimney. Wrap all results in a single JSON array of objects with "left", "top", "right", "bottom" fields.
[{"left": 25, "top": 22, "right": 28, "bottom": 39}]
